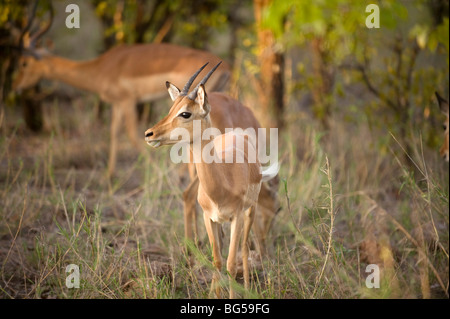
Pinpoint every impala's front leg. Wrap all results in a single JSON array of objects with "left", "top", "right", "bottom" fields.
[
  {"left": 228, "top": 213, "right": 244, "bottom": 299},
  {"left": 108, "top": 104, "right": 124, "bottom": 177},
  {"left": 122, "top": 100, "right": 144, "bottom": 152},
  {"left": 203, "top": 212, "right": 223, "bottom": 298}
]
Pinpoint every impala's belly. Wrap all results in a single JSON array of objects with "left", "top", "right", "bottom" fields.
[
  {"left": 198, "top": 185, "right": 260, "bottom": 224},
  {"left": 210, "top": 206, "right": 234, "bottom": 224},
  {"left": 138, "top": 91, "right": 167, "bottom": 103},
  {"left": 128, "top": 75, "right": 169, "bottom": 102},
  {"left": 119, "top": 73, "right": 191, "bottom": 103},
  {"left": 198, "top": 192, "right": 233, "bottom": 224}
]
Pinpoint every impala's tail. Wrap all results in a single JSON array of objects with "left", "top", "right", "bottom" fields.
[{"left": 261, "top": 163, "right": 279, "bottom": 182}]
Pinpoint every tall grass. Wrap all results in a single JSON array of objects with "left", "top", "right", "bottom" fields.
[{"left": 0, "top": 98, "right": 448, "bottom": 299}]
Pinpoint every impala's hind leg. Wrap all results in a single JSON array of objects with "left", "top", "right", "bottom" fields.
[
  {"left": 242, "top": 206, "right": 255, "bottom": 295},
  {"left": 183, "top": 176, "right": 199, "bottom": 245}
]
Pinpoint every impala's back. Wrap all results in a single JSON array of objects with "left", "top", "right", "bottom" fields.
[{"left": 98, "top": 43, "right": 231, "bottom": 102}]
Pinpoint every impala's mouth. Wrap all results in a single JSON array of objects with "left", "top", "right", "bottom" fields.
[{"left": 146, "top": 139, "right": 161, "bottom": 148}]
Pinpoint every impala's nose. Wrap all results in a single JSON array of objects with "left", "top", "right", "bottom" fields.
[{"left": 145, "top": 130, "right": 161, "bottom": 148}]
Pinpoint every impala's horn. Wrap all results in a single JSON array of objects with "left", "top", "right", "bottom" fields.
[
  {"left": 18, "top": 0, "right": 39, "bottom": 52},
  {"left": 29, "top": 1, "right": 54, "bottom": 49},
  {"left": 188, "top": 61, "right": 222, "bottom": 100},
  {"left": 180, "top": 62, "right": 209, "bottom": 96}
]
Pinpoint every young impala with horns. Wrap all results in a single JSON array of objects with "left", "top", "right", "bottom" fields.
[
  {"left": 145, "top": 62, "right": 278, "bottom": 298},
  {"left": 182, "top": 99, "right": 280, "bottom": 257}
]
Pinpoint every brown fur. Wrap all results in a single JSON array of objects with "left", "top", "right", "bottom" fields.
[
  {"left": 182, "top": 92, "right": 279, "bottom": 254},
  {"left": 13, "top": 43, "right": 230, "bottom": 176},
  {"left": 145, "top": 81, "right": 275, "bottom": 298},
  {"left": 435, "top": 92, "right": 449, "bottom": 162}
]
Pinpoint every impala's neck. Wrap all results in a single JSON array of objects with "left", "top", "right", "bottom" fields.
[
  {"left": 42, "top": 55, "right": 102, "bottom": 93},
  {"left": 191, "top": 116, "right": 212, "bottom": 165},
  {"left": 191, "top": 116, "right": 225, "bottom": 195}
]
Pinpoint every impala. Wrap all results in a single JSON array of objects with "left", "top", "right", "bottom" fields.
[
  {"left": 181, "top": 92, "right": 280, "bottom": 257},
  {"left": 435, "top": 92, "right": 449, "bottom": 162},
  {"left": 145, "top": 62, "right": 278, "bottom": 298},
  {"left": 12, "top": 10, "right": 230, "bottom": 176}
]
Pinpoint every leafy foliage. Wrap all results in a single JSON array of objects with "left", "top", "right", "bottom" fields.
[{"left": 263, "top": 0, "right": 448, "bottom": 153}]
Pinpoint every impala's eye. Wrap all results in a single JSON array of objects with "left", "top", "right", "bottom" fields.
[
  {"left": 443, "top": 124, "right": 447, "bottom": 131},
  {"left": 22, "top": 61, "right": 27, "bottom": 67},
  {"left": 179, "top": 112, "right": 191, "bottom": 119}
]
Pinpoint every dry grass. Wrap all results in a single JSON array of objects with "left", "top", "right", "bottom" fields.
[{"left": 0, "top": 96, "right": 448, "bottom": 299}]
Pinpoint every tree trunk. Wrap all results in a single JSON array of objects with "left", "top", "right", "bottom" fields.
[
  {"left": 310, "top": 37, "right": 334, "bottom": 130},
  {"left": 22, "top": 86, "right": 43, "bottom": 132},
  {"left": 253, "top": 0, "right": 284, "bottom": 129}
]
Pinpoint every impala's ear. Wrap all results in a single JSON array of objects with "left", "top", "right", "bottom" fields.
[
  {"left": 436, "top": 92, "right": 449, "bottom": 116},
  {"left": 166, "top": 81, "right": 181, "bottom": 101},
  {"left": 195, "top": 84, "right": 210, "bottom": 115}
]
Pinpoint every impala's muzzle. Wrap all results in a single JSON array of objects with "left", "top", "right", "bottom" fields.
[{"left": 144, "top": 129, "right": 161, "bottom": 148}]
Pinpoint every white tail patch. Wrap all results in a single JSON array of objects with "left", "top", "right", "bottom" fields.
[{"left": 261, "top": 163, "right": 279, "bottom": 182}]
